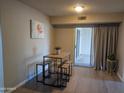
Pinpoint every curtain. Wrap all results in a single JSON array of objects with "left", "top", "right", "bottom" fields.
[{"left": 90, "top": 25, "right": 119, "bottom": 70}]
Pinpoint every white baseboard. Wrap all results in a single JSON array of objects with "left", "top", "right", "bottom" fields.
[
  {"left": 6, "top": 74, "right": 36, "bottom": 93},
  {"left": 117, "top": 72, "right": 124, "bottom": 82}
]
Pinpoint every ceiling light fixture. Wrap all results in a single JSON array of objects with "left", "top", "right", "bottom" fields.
[{"left": 74, "top": 5, "right": 84, "bottom": 13}]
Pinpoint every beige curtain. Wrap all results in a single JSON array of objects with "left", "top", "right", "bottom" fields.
[{"left": 90, "top": 25, "right": 119, "bottom": 70}]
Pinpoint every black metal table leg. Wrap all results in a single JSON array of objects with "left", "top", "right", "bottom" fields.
[
  {"left": 36, "top": 64, "right": 38, "bottom": 82},
  {"left": 60, "top": 58, "right": 63, "bottom": 87},
  {"left": 43, "top": 56, "right": 45, "bottom": 84}
]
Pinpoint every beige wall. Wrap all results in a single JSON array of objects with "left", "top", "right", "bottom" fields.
[
  {"left": 50, "top": 13, "right": 124, "bottom": 25},
  {"left": 1, "top": 0, "right": 54, "bottom": 88},
  {"left": 117, "top": 17, "right": 124, "bottom": 81},
  {"left": 54, "top": 28, "right": 75, "bottom": 62}
]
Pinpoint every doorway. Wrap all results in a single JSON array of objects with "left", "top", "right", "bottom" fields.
[{"left": 75, "top": 27, "right": 92, "bottom": 67}]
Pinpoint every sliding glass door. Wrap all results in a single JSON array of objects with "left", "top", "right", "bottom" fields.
[{"left": 75, "top": 27, "right": 92, "bottom": 67}]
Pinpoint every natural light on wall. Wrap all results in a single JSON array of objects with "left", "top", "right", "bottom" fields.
[{"left": 74, "top": 5, "right": 84, "bottom": 13}]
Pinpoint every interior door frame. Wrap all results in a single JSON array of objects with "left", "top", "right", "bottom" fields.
[
  {"left": 0, "top": 12, "right": 4, "bottom": 93},
  {"left": 74, "top": 28, "right": 80, "bottom": 65}
]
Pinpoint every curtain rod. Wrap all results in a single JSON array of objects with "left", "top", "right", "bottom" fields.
[{"left": 53, "top": 22, "right": 121, "bottom": 28}]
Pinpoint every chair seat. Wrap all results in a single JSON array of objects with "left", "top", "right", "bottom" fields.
[
  {"left": 61, "top": 63, "right": 70, "bottom": 69},
  {"left": 66, "top": 61, "right": 72, "bottom": 64}
]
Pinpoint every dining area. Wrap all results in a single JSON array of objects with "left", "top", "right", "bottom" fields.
[
  {"left": 36, "top": 48, "right": 73, "bottom": 88},
  {"left": 12, "top": 47, "right": 124, "bottom": 93}
]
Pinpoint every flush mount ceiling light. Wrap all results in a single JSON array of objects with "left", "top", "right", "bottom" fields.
[{"left": 74, "top": 5, "right": 84, "bottom": 13}]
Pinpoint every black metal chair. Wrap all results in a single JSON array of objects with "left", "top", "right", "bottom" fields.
[
  {"left": 36, "top": 60, "right": 52, "bottom": 83},
  {"left": 61, "top": 63, "right": 70, "bottom": 82},
  {"left": 56, "top": 61, "right": 71, "bottom": 87}
]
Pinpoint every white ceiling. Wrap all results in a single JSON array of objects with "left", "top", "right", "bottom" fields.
[{"left": 18, "top": 0, "right": 124, "bottom": 16}]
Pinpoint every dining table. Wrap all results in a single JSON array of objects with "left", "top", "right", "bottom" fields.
[{"left": 42, "top": 52, "right": 71, "bottom": 87}]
